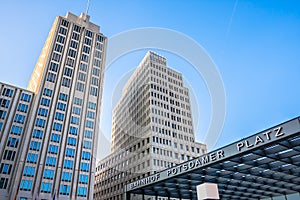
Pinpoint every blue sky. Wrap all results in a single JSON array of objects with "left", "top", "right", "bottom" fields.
[{"left": 1, "top": 0, "right": 300, "bottom": 158}]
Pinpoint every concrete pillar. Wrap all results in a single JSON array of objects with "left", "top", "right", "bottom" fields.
[{"left": 196, "top": 183, "right": 219, "bottom": 200}]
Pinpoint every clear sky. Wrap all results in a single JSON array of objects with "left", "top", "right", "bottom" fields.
[{"left": 1, "top": 0, "right": 300, "bottom": 159}]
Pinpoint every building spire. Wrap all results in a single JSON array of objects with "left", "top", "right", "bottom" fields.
[{"left": 86, "top": 0, "right": 90, "bottom": 14}]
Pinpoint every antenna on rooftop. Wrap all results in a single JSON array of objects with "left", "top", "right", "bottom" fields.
[{"left": 86, "top": 0, "right": 91, "bottom": 14}]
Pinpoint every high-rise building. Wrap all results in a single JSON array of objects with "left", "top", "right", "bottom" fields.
[
  {"left": 94, "top": 52, "right": 206, "bottom": 200},
  {"left": 0, "top": 12, "right": 107, "bottom": 200}
]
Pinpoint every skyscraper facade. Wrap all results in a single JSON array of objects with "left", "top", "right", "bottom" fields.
[
  {"left": 0, "top": 12, "right": 106, "bottom": 200},
  {"left": 94, "top": 52, "right": 206, "bottom": 200}
]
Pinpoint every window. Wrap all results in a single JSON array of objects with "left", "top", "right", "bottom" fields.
[
  {"left": 48, "top": 144, "right": 59, "bottom": 154},
  {"left": 52, "top": 122, "right": 62, "bottom": 131},
  {"left": 66, "top": 57, "right": 75, "bottom": 67},
  {"left": 61, "top": 19, "right": 69, "bottom": 27},
  {"left": 32, "top": 129, "right": 43, "bottom": 139},
  {"left": 41, "top": 182, "right": 52, "bottom": 193},
  {"left": 87, "top": 111, "right": 95, "bottom": 119},
  {"left": 40, "top": 98, "right": 50, "bottom": 107},
  {"left": 51, "top": 133, "right": 60, "bottom": 143},
  {"left": 67, "top": 137, "right": 76, "bottom": 146},
  {"left": 54, "top": 44, "right": 63, "bottom": 53},
  {"left": 59, "top": 27, "right": 67, "bottom": 35},
  {"left": 57, "top": 35, "right": 65, "bottom": 44},
  {"left": 45, "top": 156, "right": 57, "bottom": 166},
  {"left": 63, "top": 160, "right": 74, "bottom": 169},
  {"left": 57, "top": 102, "right": 66, "bottom": 111},
  {"left": 17, "top": 103, "right": 29, "bottom": 113},
  {"left": 72, "top": 107, "right": 81, "bottom": 115},
  {"left": 0, "top": 122, "right": 2, "bottom": 131},
  {"left": 70, "top": 40, "right": 78, "bottom": 49},
  {"left": 91, "top": 77, "right": 99, "bottom": 86},
  {"left": 43, "top": 88, "right": 53, "bottom": 97},
  {"left": 68, "top": 49, "right": 76, "bottom": 58},
  {"left": 2, "top": 88, "right": 14, "bottom": 97},
  {"left": 84, "top": 130, "right": 92, "bottom": 138},
  {"left": 30, "top": 141, "right": 41, "bottom": 151},
  {"left": 35, "top": 118, "right": 46, "bottom": 128},
  {"left": 3, "top": 150, "right": 16, "bottom": 161},
  {"left": 94, "top": 59, "right": 101, "bottom": 67},
  {"left": 88, "top": 102, "right": 96, "bottom": 110},
  {"left": 97, "top": 35, "right": 104, "bottom": 42},
  {"left": 72, "top": 32, "right": 80, "bottom": 40},
  {"left": 71, "top": 116, "right": 80, "bottom": 125},
  {"left": 52, "top": 52, "right": 61, "bottom": 62},
  {"left": 0, "top": 178, "right": 8, "bottom": 189},
  {"left": 65, "top": 148, "right": 75, "bottom": 157},
  {"left": 89, "top": 87, "right": 98, "bottom": 96},
  {"left": 74, "top": 98, "right": 82, "bottom": 106},
  {"left": 83, "top": 45, "right": 90, "bottom": 54},
  {"left": 77, "top": 187, "right": 87, "bottom": 197},
  {"left": 78, "top": 72, "right": 86, "bottom": 81},
  {"left": 49, "top": 62, "right": 59, "bottom": 72},
  {"left": 7, "top": 137, "right": 19, "bottom": 147},
  {"left": 0, "top": 99, "right": 10, "bottom": 108},
  {"left": 20, "top": 93, "right": 31, "bottom": 102},
  {"left": 64, "top": 67, "right": 73, "bottom": 77},
  {"left": 80, "top": 162, "right": 90, "bottom": 172},
  {"left": 23, "top": 166, "right": 35, "bottom": 177},
  {"left": 83, "top": 141, "right": 92, "bottom": 149},
  {"left": 84, "top": 38, "right": 91, "bottom": 46},
  {"left": 69, "top": 126, "right": 78, "bottom": 135},
  {"left": 55, "top": 112, "right": 65, "bottom": 121},
  {"left": 38, "top": 108, "right": 48, "bottom": 117},
  {"left": 62, "top": 77, "right": 71, "bottom": 87},
  {"left": 14, "top": 114, "right": 26, "bottom": 124},
  {"left": 27, "top": 153, "right": 38, "bottom": 163},
  {"left": 20, "top": 180, "right": 33, "bottom": 191},
  {"left": 0, "top": 110, "right": 6, "bottom": 120},
  {"left": 81, "top": 54, "right": 88, "bottom": 62},
  {"left": 81, "top": 151, "right": 91, "bottom": 160},
  {"left": 61, "top": 171, "right": 72, "bottom": 182},
  {"left": 92, "top": 68, "right": 100, "bottom": 76},
  {"left": 59, "top": 93, "right": 68, "bottom": 101},
  {"left": 85, "top": 30, "right": 93, "bottom": 37},
  {"left": 0, "top": 163, "right": 11, "bottom": 174},
  {"left": 85, "top": 120, "right": 94, "bottom": 129},
  {"left": 74, "top": 25, "right": 81, "bottom": 33},
  {"left": 78, "top": 174, "right": 88, "bottom": 184},
  {"left": 59, "top": 184, "right": 71, "bottom": 195},
  {"left": 80, "top": 63, "right": 87, "bottom": 72},
  {"left": 11, "top": 125, "right": 23, "bottom": 135},
  {"left": 43, "top": 169, "right": 54, "bottom": 179},
  {"left": 76, "top": 82, "right": 85, "bottom": 92}
]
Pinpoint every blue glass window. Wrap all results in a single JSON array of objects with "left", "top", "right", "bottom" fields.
[
  {"left": 41, "top": 182, "right": 52, "bottom": 193},
  {"left": 84, "top": 130, "right": 92, "bottom": 139},
  {"left": 51, "top": 133, "right": 60, "bottom": 143},
  {"left": 59, "top": 184, "right": 70, "bottom": 195},
  {"left": 17, "top": 103, "right": 29, "bottom": 113},
  {"left": 63, "top": 160, "right": 74, "bottom": 169},
  {"left": 67, "top": 137, "right": 76, "bottom": 146},
  {"left": 38, "top": 108, "right": 48, "bottom": 117},
  {"left": 77, "top": 186, "right": 87, "bottom": 197},
  {"left": 57, "top": 102, "right": 66, "bottom": 111},
  {"left": 45, "top": 156, "right": 57, "bottom": 167},
  {"left": 7, "top": 137, "right": 19, "bottom": 147},
  {"left": 27, "top": 153, "right": 38, "bottom": 163},
  {"left": 69, "top": 126, "right": 78, "bottom": 135},
  {"left": 35, "top": 118, "right": 46, "bottom": 128},
  {"left": 81, "top": 151, "right": 91, "bottom": 160},
  {"left": 72, "top": 106, "right": 81, "bottom": 115},
  {"left": 88, "top": 102, "right": 96, "bottom": 110},
  {"left": 32, "top": 129, "right": 43, "bottom": 139},
  {"left": 2, "top": 88, "right": 14, "bottom": 97},
  {"left": 83, "top": 141, "right": 92, "bottom": 149},
  {"left": 61, "top": 171, "right": 72, "bottom": 182},
  {"left": 48, "top": 144, "right": 59, "bottom": 154},
  {"left": 55, "top": 112, "right": 65, "bottom": 121},
  {"left": 40, "top": 98, "right": 50, "bottom": 107},
  {"left": 43, "top": 88, "right": 53, "bottom": 97},
  {"left": 0, "top": 110, "right": 6, "bottom": 119},
  {"left": 70, "top": 116, "right": 79, "bottom": 125},
  {"left": 43, "top": 169, "right": 54, "bottom": 179},
  {"left": 87, "top": 111, "right": 95, "bottom": 119},
  {"left": 20, "top": 93, "right": 31, "bottom": 102},
  {"left": 11, "top": 125, "right": 23, "bottom": 135},
  {"left": 80, "top": 162, "right": 90, "bottom": 172},
  {"left": 29, "top": 141, "right": 41, "bottom": 151},
  {"left": 65, "top": 148, "right": 75, "bottom": 157},
  {"left": 14, "top": 114, "right": 26, "bottom": 124},
  {"left": 74, "top": 98, "right": 82, "bottom": 106},
  {"left": 20, "top": 180, "right": 33, "bottom": 191},
  {"left": 78, "top": 174, "right": 88, "bottom": 184},
  {"left": 85, "top": 120, "right": 94, "bottom": 129},
  {"left": 0, "top": 99, "right": 10, "bottom": 108},
  {"left": 52, "top": 122, "right": 62, "bottom": 131},
  {"left": 0, "top": 163, "right": 12, "bottom": 174},
  {"left": 23, "top": 166, "right": 35, "bottom": 177},
  {"left": 59, "top": 93, "right": 68, "bottom": 101},
  {"left": 0, "top": 122, "right": 2, "bottom": 131}
]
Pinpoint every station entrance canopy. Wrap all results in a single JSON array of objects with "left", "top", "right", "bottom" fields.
[{"left": 126, "top": 117, "right": 300, "bottom": 199}]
